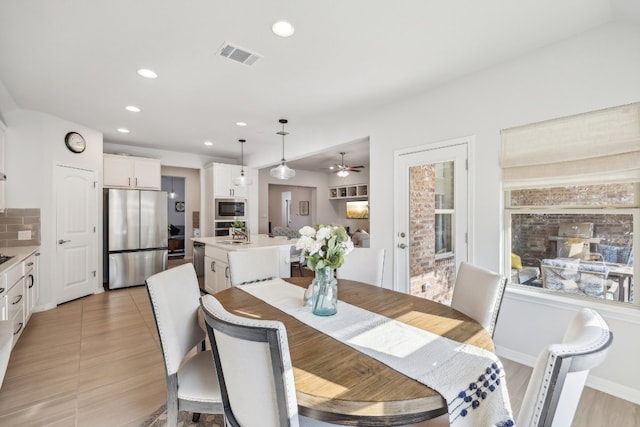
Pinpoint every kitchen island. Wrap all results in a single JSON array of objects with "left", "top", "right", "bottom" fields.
[{"left": 192, "top": 235, "right": 296, "bottom": 294}]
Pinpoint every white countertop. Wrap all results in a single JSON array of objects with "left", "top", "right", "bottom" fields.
[
  {"left": 0, "top": 246, "right": 40, "bottom": 274},
  {"left": 191, "top": 235, "right": 296, "bottom": 251}
]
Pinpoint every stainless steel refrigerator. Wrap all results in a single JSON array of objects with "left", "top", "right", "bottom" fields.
[{"left": 104, "top": 189, "right": 168, "bottom": 289}]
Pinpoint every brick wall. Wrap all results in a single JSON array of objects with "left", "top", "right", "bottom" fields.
[
  {"left": 510, "top": 183, "right": 634, "bottom": 265},
  {"left": 409, "top": 165, "right": 455, "bottom": 303},
  {"left": 511, "top": 183, "right": 635, "bottom": 207},
  {"left": 0, "top": 208, "right": 41, "bottom": 247}
]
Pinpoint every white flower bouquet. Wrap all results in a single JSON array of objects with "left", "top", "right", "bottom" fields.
[{"left": 296, "top": 225, "right": 354, "bottom": 270}]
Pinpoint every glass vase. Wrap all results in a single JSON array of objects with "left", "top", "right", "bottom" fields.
[{"left": 312, "top": 266, "right": 338, "bottom": 316}]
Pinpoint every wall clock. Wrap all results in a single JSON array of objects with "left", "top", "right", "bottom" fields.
[
  {"left": 64, "top": 132, "right": 86, "bottom": 153},
  {"left": 175, "top": 201, "right": 185, "bottom": 212}
]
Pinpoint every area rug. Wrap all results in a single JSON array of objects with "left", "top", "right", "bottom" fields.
[{"left": 139, "top": 405, "right": 224, "bottom": 427}]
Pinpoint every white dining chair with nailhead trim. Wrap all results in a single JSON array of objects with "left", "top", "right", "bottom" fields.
[{"left": 410, "top": 307, "right": 612, "bottom": 427}]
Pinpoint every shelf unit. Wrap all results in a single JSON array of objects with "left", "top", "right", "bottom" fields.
[{"left": 329, "top": 184, "right": 368, "bottom": 199}]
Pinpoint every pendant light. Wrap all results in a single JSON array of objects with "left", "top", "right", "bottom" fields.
[
  {"left": 270, "top": 119, "right": 296, "bottom": 179},
  {"left": 169, "top": 177, "right": 176, "bottom": 199},
  {"left": 233, "top": 139, "right": 252, "bottom": 186}
]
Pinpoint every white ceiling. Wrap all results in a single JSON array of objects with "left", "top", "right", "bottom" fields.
[{"left": 0, "top": 1, "right": 637, "bottom": 172}]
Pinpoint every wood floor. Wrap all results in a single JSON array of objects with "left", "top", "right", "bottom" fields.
[{"left": 0, "top": 284, "right": 637, "bottom": 426}]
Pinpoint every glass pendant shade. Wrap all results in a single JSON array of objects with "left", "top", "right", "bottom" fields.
[
  {"left": 169, "top": 177, "right": 176, "bottom": 199},
  {"left": 233, "top": 172, "right": 252, "bottom": 186},
  {"left": 270, "top": 162, "right": 296, "bottom": 179},
  {"left": 270, "top": 119, "right": 296, "bottom": 179},
  {"left": 233, "top": 139, "right": 253, "bottom": 186},
  {"left": 337, "top": 170, "right": 349, "bottom": 177}
]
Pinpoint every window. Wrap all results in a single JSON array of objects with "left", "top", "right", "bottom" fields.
[
  {"left": 501, "top": 103, "right": 639, "bottom": 306},
  {"left": 435, "top": 161, "right": 454, "bottom": 258},
  {"left": 506, "top": 184, "right": 637, "bottom": 304}
]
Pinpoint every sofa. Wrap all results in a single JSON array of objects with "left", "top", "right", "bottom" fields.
[
  {"left": 597, "top": 244, "right": 633, "bottom": 265},
  {"left": 540, "top": 257, "right": 618, "bottom": 300},
  {"left": 351, "top": 230, "right": 370, "bottom": 248},
  {"left": 272, "top": 226, "right": 300, "bottom": 239}
]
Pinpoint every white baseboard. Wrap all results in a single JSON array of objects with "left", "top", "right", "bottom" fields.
[
  {"left": 33, "top": 302, "right": 56, "bottom": 313},
  {"left": 496, "top": 345, "right": 640, "bottom": 405}
]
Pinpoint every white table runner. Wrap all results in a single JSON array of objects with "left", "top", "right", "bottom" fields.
[{"left": 241, "top": 279, "right": 515, "bottom": 427}]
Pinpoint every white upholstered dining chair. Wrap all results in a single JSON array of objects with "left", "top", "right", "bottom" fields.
[
  {"left": 336, "top": 247, "right": 385, "bottom": 286},
  {"left": 450, "top": 262, "right": 507, "bottom": 337},
  {"left": 410, "top": 307, "right": 612, "bottom": 427},
  {"left": 200, "top": 294, "right": 342, "bottom": 427},
  {"left": 289, "top": 246, "right": 307, "bottom": 276},
  {"left": 146, "top": 264, "right": 224, "bottom": 427},
  {"left": 227, "top": 247, "right": 281, "bottom": 286}
]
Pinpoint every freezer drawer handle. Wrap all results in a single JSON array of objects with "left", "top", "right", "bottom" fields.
[{"left": 58, "top": 239, "right": 71, "bottom": 245}]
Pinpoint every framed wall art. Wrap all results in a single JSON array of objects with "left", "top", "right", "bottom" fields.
[{"left": 299, "top": 200, "right": 309, "bottom": 216}]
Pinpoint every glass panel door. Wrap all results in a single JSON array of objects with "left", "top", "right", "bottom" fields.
[{"left": 396, "top": 141, "right": 468, "bottom": 304}]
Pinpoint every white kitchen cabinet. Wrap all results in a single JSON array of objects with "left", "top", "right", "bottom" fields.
[
  {"left": 5, "top": 262, "right": 25, "bottom": 348},
  {"left": 0, "top": 119, "right": 6, "bottom": 213},
  {"left": 0, "top": 248, "right": 41, "bottom": 348},
  {"left": 24, "top": 252, "right": 39, "bottom": 322},
  {"left": 103, "top": 154, "right": 161, "bottom": 190},
  {"left": 213, "top": 163, "right": 247, "bottom": 198},
  {"left": 204, "top": 246, "right": 230, "bottom": 294},
  {"left": 203, "top": 162, "right": 248, "bottom": 237}
]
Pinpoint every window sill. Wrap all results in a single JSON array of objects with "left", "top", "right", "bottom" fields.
[{"left": 506, "top": 283, "right": 640, "bottom": 320}]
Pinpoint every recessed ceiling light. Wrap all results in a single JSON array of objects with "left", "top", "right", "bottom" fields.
[
  {"left": 204, "top": 141, "right": 213, "bottom": 146},
  {"left": 236, "top": 122, "right": 247, "bottom": 127},
  {"left": 272, "top": 21, "right": 295, "bottom": 37},
  {"left": 137, "top": 68, "right": 158, "bottom": 79},
  {"left": 117, "top": 128, "right": 130, "bottom": 133},
  {"left": 125, "top": 105, "right": 141, "bottom": 113}
]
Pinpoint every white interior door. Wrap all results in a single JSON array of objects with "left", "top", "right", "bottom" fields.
[
  {"left": 281, "top": 191, "right": 292, "bottom": 227},
  {"left": 55, "top": 165, "right": 97, "bottom": 304},
  {"left": 395, "top": 140, "right": 469, "bottom": 303}
]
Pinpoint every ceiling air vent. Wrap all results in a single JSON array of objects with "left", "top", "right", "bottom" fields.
[{"left": 218, "top": 42, "right": 262, "bottom": 66}]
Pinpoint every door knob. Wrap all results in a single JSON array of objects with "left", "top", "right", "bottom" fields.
[
  {"left": 397, "top": 243, "right": 407, "bottom": 249},
  {"left": 58, "top": 239, "right": 71, "bottom": 245}
]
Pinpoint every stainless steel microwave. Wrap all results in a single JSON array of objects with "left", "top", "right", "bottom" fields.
[{"left": 215, "top": 198, "right": 247, "bottom": 221}]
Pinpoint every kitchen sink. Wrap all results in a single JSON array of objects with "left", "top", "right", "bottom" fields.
[{"left": 218, "top": 240, "right": 248, "bottom": 245}]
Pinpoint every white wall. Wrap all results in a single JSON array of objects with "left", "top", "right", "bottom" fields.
[
  {"left": 361, "top": 22, "right": 640, "bottom": 402},
  {"left": 248, "top": 22, "right": 640, "bottom": 402},
  {"left": 258, "top": 168, "right": 340, "bottom": 234},
  {"left": 267, "top": 185, "right": 314, "bottom": 232},
  {"left": 4, "top": 109, "right": 104, "bottom": 310}
]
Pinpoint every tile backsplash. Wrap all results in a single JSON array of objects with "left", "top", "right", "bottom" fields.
[{"left": 0, "top": 208, "right": 41, "bottom": 247}]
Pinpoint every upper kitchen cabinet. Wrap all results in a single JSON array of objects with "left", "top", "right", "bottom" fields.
[
  {"left": 210, "top": 163, "right": 247, "bottom": 198},
  {"left": 103, "top": 153, "right": 161, "bottom": 190},
  {"left": 0, "top": 119, "right": 6, "bottom": 213}
]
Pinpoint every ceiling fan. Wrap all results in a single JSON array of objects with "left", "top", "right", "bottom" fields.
[{"left": 330, "top": 152, "right": 364, "bottom": 177}]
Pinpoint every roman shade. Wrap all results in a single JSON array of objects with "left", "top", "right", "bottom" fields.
[{"left": 501, "top": 103, "right": 640, "bottom": 189}]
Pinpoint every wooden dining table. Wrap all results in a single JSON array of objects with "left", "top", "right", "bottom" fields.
[{"left": 213, "top": 277, "right": 495, "bottom": 426}]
